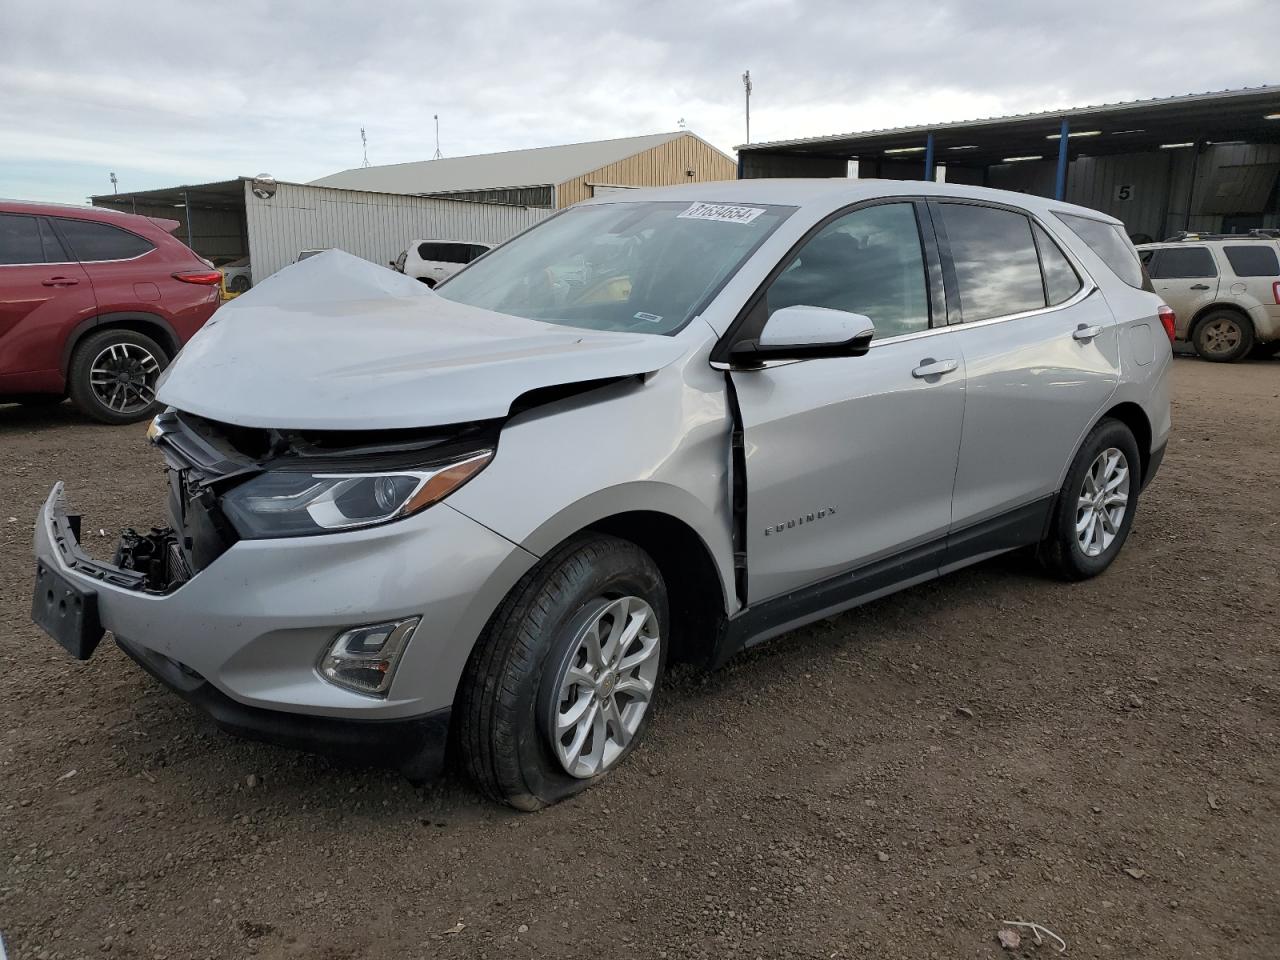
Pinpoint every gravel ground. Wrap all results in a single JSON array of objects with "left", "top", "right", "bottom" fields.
[{"left": 1, "top": 356, "right": 1277, "bottom": 960}]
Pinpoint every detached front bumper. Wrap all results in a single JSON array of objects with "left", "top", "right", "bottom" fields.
[{"left": 31, "top": 483, "right": 538, "bottom": 776}]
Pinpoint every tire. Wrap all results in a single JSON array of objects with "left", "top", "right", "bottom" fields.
[
  {"left": 228, "top": 275, "right": 250, "bottom": 293},
  {"left": 1038, "top": 418, "right": 1142, "bottom": 581},
  {"left": 456, "top": 534, "right": 668, "bottom": 810},
  {"left": 67, "top": 328, "right": 169, "bottom": 425},
  {"left": 1192, "top": 310, "right": 1254, "bottom": 363}
]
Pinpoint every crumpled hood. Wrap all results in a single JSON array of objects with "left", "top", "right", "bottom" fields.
[{"left": 157, "top": 250, "right": 687, "bottom": 430}]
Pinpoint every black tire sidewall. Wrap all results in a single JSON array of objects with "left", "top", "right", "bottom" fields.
[
  {"left": 1052, "top": 420, "right": 1142, "bottom": 578},
  {"left": 1194, "top": 311, "right": 1254, "bottom": 363},
  {"left": 486, "top": 538, "right": 668, "bottom": 808},
  {"left": 68, "top": 329, "right": 169, "bottom": 425}
]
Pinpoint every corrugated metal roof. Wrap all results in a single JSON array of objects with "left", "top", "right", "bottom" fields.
[
  {"left": 311, "top": 132, "right": 689, "bottom": 194},
  {"left": 738, "top": 85, "right": 1280, "bottom": 151}
]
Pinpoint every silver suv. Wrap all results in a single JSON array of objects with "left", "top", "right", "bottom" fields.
[
  {"left": 1136, "top": 233, "right": 1280, "bottom": 362},
  {"left": 32, "top": 181, "right": 1172, "bottom": 809}
]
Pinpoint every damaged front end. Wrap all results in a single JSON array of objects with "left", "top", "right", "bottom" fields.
[{"left": 111, "top": 408, "right": 502, "bottom": 594}]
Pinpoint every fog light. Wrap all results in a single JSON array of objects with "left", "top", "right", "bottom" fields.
[{"left": 318, "top": 617, "right": 419, "bottom": 697}]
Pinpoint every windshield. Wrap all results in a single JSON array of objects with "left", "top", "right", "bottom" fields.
[{"left": 436, "top": 200, "right": 793, "bottom": 335}]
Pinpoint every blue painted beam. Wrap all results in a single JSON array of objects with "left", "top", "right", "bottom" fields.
[
  {"left": 1054, "top": 118, "right": 1069, "bottom": 200},
  {"left": 924, "top": 133, "right": 936, "bottom": 182}
]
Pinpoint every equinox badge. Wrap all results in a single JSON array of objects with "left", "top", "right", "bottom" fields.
[{"left": 764, "top": 506, "right": 837, "bottom": 536}]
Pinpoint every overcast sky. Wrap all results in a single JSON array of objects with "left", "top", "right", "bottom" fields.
[{"left": 2, "top": 0, "right": 1277, "bottom": 204}]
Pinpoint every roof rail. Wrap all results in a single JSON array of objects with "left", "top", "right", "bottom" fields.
[{"left": 1162, "top": 228, "right": 1280, "bottom": 242}]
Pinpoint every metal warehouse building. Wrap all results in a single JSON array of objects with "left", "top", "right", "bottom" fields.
[
  {"left": 312, "top": 131, "right": 737, "bottom": 208},
  {"left": 94, "top": 178, "right": 549, "bottom": 283},
  {"left": 738, "top": 86, "right": 1280, "bottom": 242}
]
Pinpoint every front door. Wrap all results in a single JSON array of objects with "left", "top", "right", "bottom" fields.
[
  {"left": 729, "top": 201, "right": 965, "bottom": 602},
  {"left": 0, "top": 213, "right": 97, "bottom": 385},
  {"left": 1145, "top": 245, "right": 1219, "bottom": 337}
]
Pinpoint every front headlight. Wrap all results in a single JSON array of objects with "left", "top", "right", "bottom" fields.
[{"left": 221, "top": 450, "right": 492, "bottom": 538}]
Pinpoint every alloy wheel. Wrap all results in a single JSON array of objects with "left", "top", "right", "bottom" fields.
[
  {"left": 1200, "top": 317, "right": 1242, "bottom": 357},
  {"left": 89, "top": 342, "right": 161, "bottom": 415},
  {"left": 549, "top": 595, "right": 661, "bottom": 779},
  {"left": 1076, "top": 447, "right": 1130, "bottom": 558}
]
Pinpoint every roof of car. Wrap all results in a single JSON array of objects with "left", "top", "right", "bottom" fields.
[
  {"left": 578, "top": 178, "right": 1125, "bottom": 225},
  {"left": 1, "top": 198, "right": 181, "bottom": 233}
]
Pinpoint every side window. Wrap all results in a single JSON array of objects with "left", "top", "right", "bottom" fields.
[
  {"left": 468, "top": 244, "right": 490, "bottom": 262},
  {"left": 442, "top": 243, "right": 472, "bottom": 264},
  {"left": 39, "top": 218, "right": 70, "bottom": 262},
  {"left": 0, "top": 213, "right": 44, "bottom": 265},
  {"left": 940, "top": 203, "right": 1045, "bottom": 321},
  {"left": 53, "top": 218, "right": 154, "bottom": 261},
  {"left": 1055, "top": 212, "right": 1144, "bottom": 288},
  {"left": 1148, "top": 246, "right": 1216, "bottom": 279},
  {"left": 418, "top": 242, "right": 445, "bottom": 262},
  {"left": 1032, "top": 223, "right": 1082, "bottom": 305},
  {"left": 1222, "top": 244, "right": 1280, "bottom": 277},
  {"left": 765, "top": 202, "right": 930, "bottom": 339}
]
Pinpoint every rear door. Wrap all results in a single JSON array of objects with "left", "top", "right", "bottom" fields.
[
  {"left": 0, "top": 213, "right": 96, "bottom": 381},
  {"left": 1145, "top": 245, "right": 1219, "bottom": 336},
  {"left": 47, "top": 216, "right": 158, "bottom": 315},
  {"left": 729, "top": 200, "right": 965, "bottom": 601},
  {"left": 935, "top": 201, "right": 1119, "bottom": 543}
]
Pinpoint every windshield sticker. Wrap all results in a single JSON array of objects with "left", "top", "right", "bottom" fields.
[
  {"left": 677, "top": 202, "right": 766, "bottom": 225},
  {"left": 633, "top": 311, "right": 664, "bottom": 323}
]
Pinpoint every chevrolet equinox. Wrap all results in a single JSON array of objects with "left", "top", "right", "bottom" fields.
[{"left": 33, "top": 180, "right": 1172, "bottom": 809}]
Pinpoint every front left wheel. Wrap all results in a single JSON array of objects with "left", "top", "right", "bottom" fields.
[{"left": 456, "top": 534, "right": 668, "bottom": 810}]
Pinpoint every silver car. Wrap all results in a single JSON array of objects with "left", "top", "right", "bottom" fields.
[{"left": 32, "top": 180, "right": 1172, "bottom": 809}]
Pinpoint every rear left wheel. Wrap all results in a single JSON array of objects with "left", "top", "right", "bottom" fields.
[
  {"left": 456, "top": 534, "right": 668, "bottom": 810},
  {"left": 1038, "top": 418, "right": 1141, "bottom": 581}
]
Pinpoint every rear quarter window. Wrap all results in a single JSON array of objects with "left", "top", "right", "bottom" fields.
[
  {"left": 1055, "top": 212, "right": 1144, "bottom": 289},
  {"left": 1222, "top": 244, "right": 1280, "bottom": 278},
  {"left": 53, "top": 218, "right": 154, "bottom": 261}
]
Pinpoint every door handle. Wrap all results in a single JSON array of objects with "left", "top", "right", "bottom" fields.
[
  {"left": 1189, "top": 283, "right": 1211, "bottom": 291},
  {"left": 911, "top": 358, "right": 958, "bottom": 379},
  {"left": 1072, "top": 324, "right": 1103, "bottom": 342},
  {"left": 42, "top": 277, "right": 79, "bottom": 287}
]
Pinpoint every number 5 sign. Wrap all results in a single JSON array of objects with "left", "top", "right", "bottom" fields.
[{"left": 1114, "top": 184, "right": 1134, "bottom": 201}]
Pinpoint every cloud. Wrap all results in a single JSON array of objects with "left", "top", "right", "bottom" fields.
[{"left": 2, "top": 0, "right": 1276, "bottom": 203}]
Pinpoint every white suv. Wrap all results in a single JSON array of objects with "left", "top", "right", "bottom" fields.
[
  {"left": 1137, "top": 234, "right": 1280, "bottom": 361},
  {"left": 395, "top": 239, "right": 493, "bottom": 287}
]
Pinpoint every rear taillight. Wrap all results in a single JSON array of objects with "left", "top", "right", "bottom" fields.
[
  {"left": 1272, "top": 281, "right": 1280, "bottom": 304},
  {"left": 1157, "top": 304, "right": 1176, "bottom": 343},
  {"left": 172, "top": 270, "right": 223, "bottom": 285}
]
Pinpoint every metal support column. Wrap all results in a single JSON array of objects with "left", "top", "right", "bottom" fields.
[
  {"left": 923, "top": 133, "right": 935, "bottom": 182},
  {"left": 1054, "top": 118, "right": 1069, "bottom": 200}
]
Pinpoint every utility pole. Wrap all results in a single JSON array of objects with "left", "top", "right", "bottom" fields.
[
  {"left": 433, "top": 115, "right": 443, "bottom": 159},
  {"left": 360, "top": 127, "right": 369, "bottom": 167},
  {"left": 742, "top": 70, "right": 752, "bottom": 144},
  {"left": 109, "top": 172, "right": 118, "bottom": 194}
]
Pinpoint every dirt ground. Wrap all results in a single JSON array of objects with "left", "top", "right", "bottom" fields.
[{"left": 1, "top": 356, "right": 1277, "bottom": 960}]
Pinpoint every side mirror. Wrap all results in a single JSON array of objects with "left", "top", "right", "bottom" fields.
[{"left": 729, "top": 305, "right": 875, "bottom": 365}]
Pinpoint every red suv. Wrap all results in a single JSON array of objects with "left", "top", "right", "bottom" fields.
[{"left": 0, "top": 201, "right": 222, "bottom": 423}]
